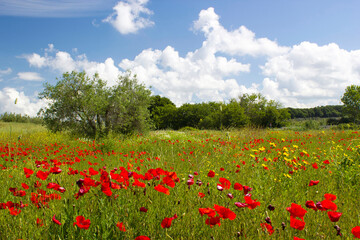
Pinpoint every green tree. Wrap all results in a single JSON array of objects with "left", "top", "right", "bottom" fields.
[
  {"left": 38, "top": 71, "right": 152, "bottom": 138},
  {"left": 341, "top": 85, "right": 360, "bottom": 123}
]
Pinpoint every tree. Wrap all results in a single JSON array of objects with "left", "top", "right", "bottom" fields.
[
  {"left": 38, "top": 71, "right": 152, "bottom": 138},
  {"left": 341, "top": 85, "right": 360, "bottom": 123}
]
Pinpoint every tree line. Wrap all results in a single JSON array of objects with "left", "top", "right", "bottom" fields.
[{"left": 2, "top": 71, "right": 359, "bottom": 138}]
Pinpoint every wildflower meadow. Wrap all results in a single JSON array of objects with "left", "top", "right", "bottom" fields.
[{"left": 1, "top": 125, "right": 360, "bottom": 239}]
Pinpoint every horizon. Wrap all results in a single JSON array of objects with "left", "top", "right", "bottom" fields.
[{"left": 0, "top": 0, "right": 359, "bottom": 116}]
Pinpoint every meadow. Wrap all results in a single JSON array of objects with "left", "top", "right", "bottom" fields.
[{"left": 1, "top": 123, "right": 360, "bottom": 239}]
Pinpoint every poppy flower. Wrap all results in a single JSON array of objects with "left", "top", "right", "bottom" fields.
[
  {"left": 321, "top": 200, "right": 337, "bottom": 211},
  {"left": 199, "top": 208, "right": 216, "bottom": 217},
  {"left": 52, "top": 215, "right": 62, "bottom": 225},
  {"left": 205, "top": 216, "right": 221, "bottom": 227},
  {"left": 244, "top": 196, "right": 260, "bottom": 209},
  {"left": 294, "top": 237, "right": 305, "bottom": 240},
  {"left": 243, "top": 186, "right": 252, "bottom": 195},
  {"left": 234, "top": 183, "right": 243, "bottom": 191},
  {"left": 73, "top": 215, "right": 91, "bottom": 229},
  {"left": 287, "top": 203, "right": 307, "bottom": 220},
  {"left": 214, "top": 204, "right": 236, "bottom": 220},
  {"left": 36, "top": 170, "right": 50, "bottom": 181},
  {"left": 352, "top": 226, "right": 360, "bottom": 238},
  {"left": 162, "top": 176, "right": 175, "bottom": 188},
  {"left": 207, "top": 170, "right": 215, "bottom": 178},
  {"left": 135, "top": 236, "right": 151, "bottom": 240},
  {"left": 324, "top": 193, "right": 337, "bottom": 201},
  {"left": 305, "top": 201, "right": 317, "bottom": 211},
  {"left": 140, "top": 207, "right": 148, "bottom": 213},
  {"left": 9, "top": 207, "right": 21, "bottom": 216},
  {"left": 161, "top": 214, "right": 177, "bottom": 228},
  {"left": 234, "top": 202, "right": 247, "bottom": 208},
  {"left": 21, "top": 183, "right": 29, "bottom": 190},
  {"left": 290, "top": 216, "right": 305, "bottom": 230},
  {"left": 154, "top": 185, "right": 170, "bottom": 195},
  {"left": 116, "top": 222, "right": 126, "bottom": 232},
  {"left": 133, "top": 179, "right": 146, "bottom": 188},
  {"left": 50, "top": 167, "right": 62, "bottom": 174},
  {"left": 218, "top": 178, "right": 231, "bottom": 190},
  {"left": 308, "top": 180, "right": 319, "bottom": 186},
  {"left": 260, "top": 222, "right": 274, "bottom": 235},
  {"left": 327, "top": 211, "right": 342, "bottom": 222},
  {"left": 198, "top": 192, "right": 205, "bottom": 198},
  {"left": 24, "top": 168, "right": 34, "bottom": 178}
]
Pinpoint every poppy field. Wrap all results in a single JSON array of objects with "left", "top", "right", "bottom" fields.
[{"left": 1, "top": 128, "right": 360, "bottom": 239}]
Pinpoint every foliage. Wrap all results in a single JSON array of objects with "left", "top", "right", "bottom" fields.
[
  {"left": 0, "top": 112, "right": 43, "bottom": 124},
  {"left": 287, "top": 105, "right": 344, "bottom": 119},
  {"left": 341, "top": 85, "right": 360, "bottom": 123},
  {"left": 38, "top": 71, "right": 152, "bottom": 138}
]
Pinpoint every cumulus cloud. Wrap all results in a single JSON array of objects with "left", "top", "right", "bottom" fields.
[
  {"left": 23, "top": 45, "right": 122, "bottom": 86},
  {"left": 17, "top": 72, "right": 43, "bottom": 81},
  {"left": 0, "top": 88, "right": 46, "bottom": 116},
  {"left": 103, "top": 0, "right": 154, "bottom": 34},
  {"left": 22, "top": 7, "right": 360, "bottom": 108},
  {"left": 261, "top": 42, "right": 360, "bottom": 107}
]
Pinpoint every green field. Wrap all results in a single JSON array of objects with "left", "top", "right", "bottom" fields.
[{"left": 1, "top": 123, "right": 360, "bottom": 239}]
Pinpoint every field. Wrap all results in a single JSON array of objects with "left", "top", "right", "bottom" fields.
[{"left": 1, "top": 123, "right": 360, "bottom": 239}]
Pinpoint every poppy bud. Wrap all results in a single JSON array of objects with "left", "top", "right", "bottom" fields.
[
  {"left": 76, "top": 179, "right": 84, "bottom": 187},
  {"left": 281, "top": 222, "right": 286, "bottom": 230},
  {"left": 265, "top": 217, "right": 271, "bottom": 225},
  {"left": 196, "top": 180, "right": 203, "bottom": 186},
  {"left": 194, "top": 171, "right": 198, "bottom": 175},
  {"left": 227, "top": 193, "right": 234, "bottom": 199},
  {"left": 217, "top": 185, "right": 224, "bottom": 191},
  {"left": 268, "top": 204, "right": 275, "bottom": 211},
  {"left": 188, "top": 174, "right": 194, "bottom": 179}
]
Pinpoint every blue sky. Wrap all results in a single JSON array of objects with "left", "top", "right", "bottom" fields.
[{"left": 0, "top": 0, "right": 360, "bottom": 116}]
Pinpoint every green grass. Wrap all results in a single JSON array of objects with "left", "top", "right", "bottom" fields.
[{"left": 0, "top": 125, "right": 360, "bottom": 239}]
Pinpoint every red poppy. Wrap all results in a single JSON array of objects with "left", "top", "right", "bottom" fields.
[
  {"left": 327, "top": 211, "right": 342, "bottom": 222},
  {"left": 135, "top": 236, "right": 151, "bottom": 240},
  {"left": 287, "top": 203, "right": 307, "bottom": 220},
  {"left": 290, "top": 216, "right": 305, "bottom": 230},
  {"left": 73, "top": 215, "right": 91, "bottom": 229},
  {"left": 312, "top": 163, "right": 318, "bottom": 169},
  {"left": 140, "top": 207, "right": 148, "bottom": 213},
  {"left": 50, "top": 167, "right": 62, "bottom": 174},
  {"left": 24, "top": 168, "right": 34, "bottom": 178},
  {"left": 133, "top": 179, "right": 146, "bottom": 188},
  {"left": 214, "top": 204, "right": 236, "bottom": 220},
  {"left": 199, "top": 208, "right": 216, "bottom": 217},
  {"left": 205, "top": 216, "right": 221, "bottom": 227},
  {"left": 260, "top": 222, "right": 274, "bottom": 235},
  {"left": 294, "top": 237, "right": 305, "bottom": 240},
  {"left": 308, "top": 180, "right": 319, "bottom": 186},
  {"left": 207, "top": 170, "right": 215, "bottom": 178},
  {"left": 198, "top": 192, "right": 205, "bottom": 198},
  {"left": 321, "top": 200, "right": 337, "bottom": 211},
  {"left": 161, "top": 214, "right": 177, "bottom": 228},
  {"left": 352, "top": 226, "right": 360, "bottom": 239},
  {"left": 116, "top": 222, "right": 126, "bottom": 232},
  {"left": 162, "top": 176, "right": 175, "bottom": 188},
  {"left": 324, "top": 193, "right": 337, "bottom": 201},
  {"left": 234, "top": 183, "right": 243, "bottom": 191},
  {"left": 244, "top": 196, "right": 260, "bottom": 209},
  {"left": 36, "top": 170, "right": 50, "bottom": 181},
  {"left": 52, "top": 215, "right": 62, "bottom": 225},
  {"left": 21, "top": 183, "right": 29, "bottom": 190},
  {"left": 9, "top": 207, "right": 21, "bottom": 216},
  {"left": 154, "top": 185, "right": 170, "bottom": 195},
  {"left": 305, "top": 201, "right": 317, "bottom": 211},
  {"left": 243, "top": 185, "right": 252, "bottom": 195},
  {"left": 234, "top": 202, "right": 247, "bottom": 208},
  {"left": 218, "top": 178, "right": 231, "bottom": 190}
]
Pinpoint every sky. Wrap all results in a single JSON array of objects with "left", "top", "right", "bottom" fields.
[{"left": 1, "top": 0, "right": 360, "bottom": 116}]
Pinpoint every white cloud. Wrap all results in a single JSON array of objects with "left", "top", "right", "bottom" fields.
[
  {"left": 23, "top": 47, "right": 122, "bottom": 86},
  {"left": 22, "top": 7, "right": 360, "bottom": 108},
  {"left": 0, "top": 87, "right": 46, "bottom": 116},
  {"left": 17, "top": 72, "right": 43, "bottom": 81},
  {"left": 103, "top": 0, "right": 154, "bottom": 34},
  {"left": 192, "top": 7, "right": 289, "bottom": 58},
  {"left": 0, "top": 67, "right": 12, "bottom": 75},
  {"left": 261, "top": 41, "right": 360, "bottom": 107}
]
